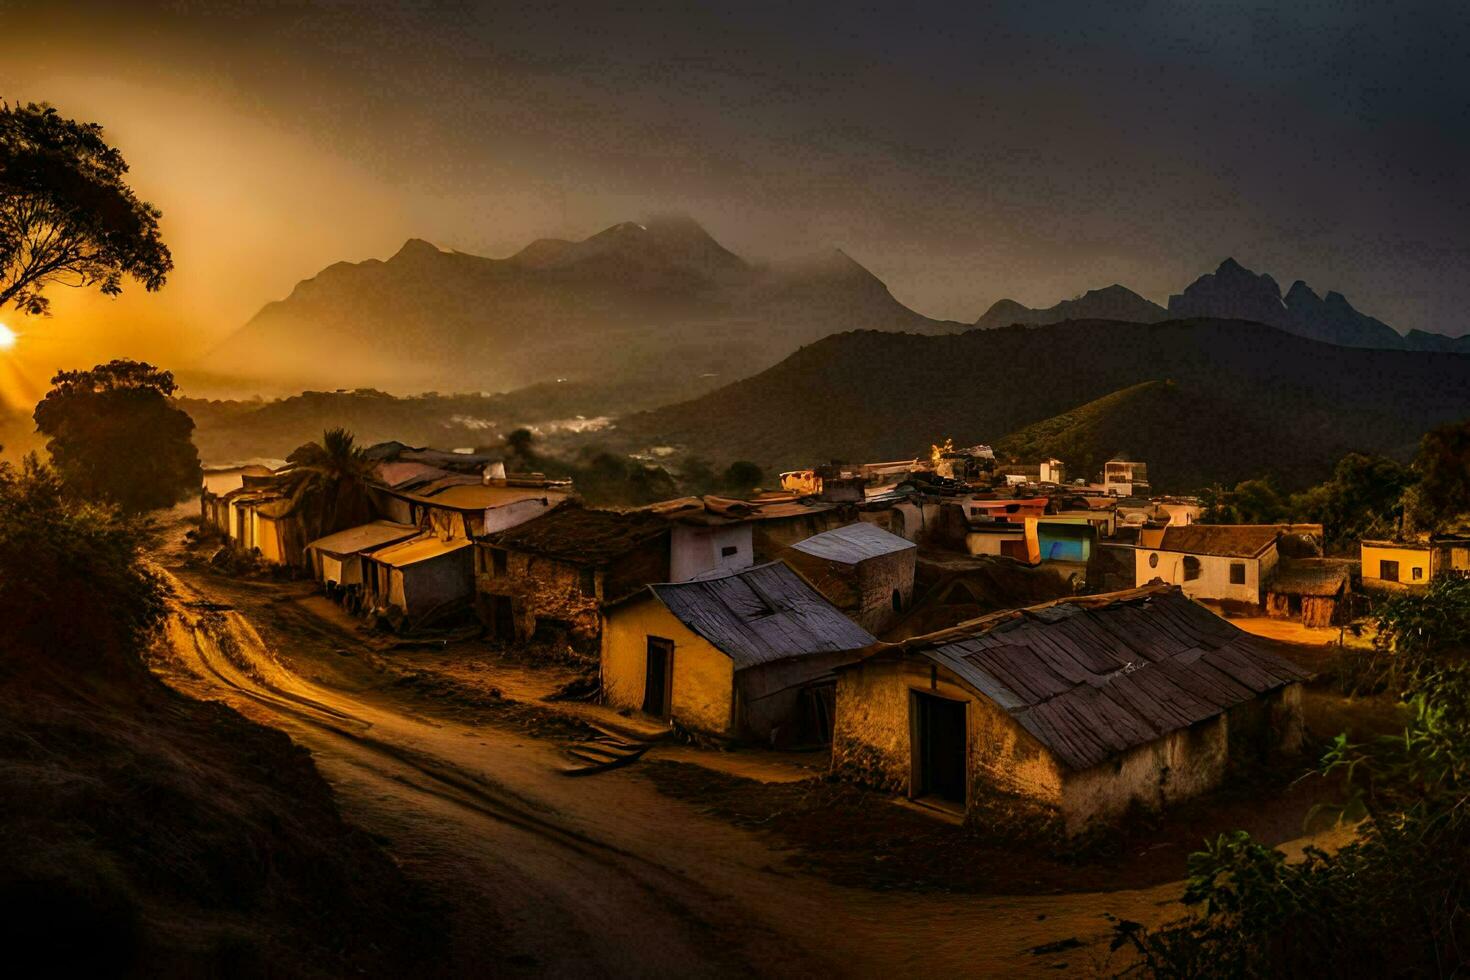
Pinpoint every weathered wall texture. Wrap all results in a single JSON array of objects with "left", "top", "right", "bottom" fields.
[
  {"left": 1136, "top": 548, "right": 1275, "bottom": 606},
  {"left": 670, "top": 524, "right": 753, "bottom": 582},
  {"left": 601, "top": 599, "right": 735, "bottom": 736},
  {"left": 395, "top": 550, "right": 475, "bottom": 618},
  {"left": 477, "top": 539, "right": 668, "bottom": 649},
  {"left": 834, "top": 657, "right": 1308, "bottom": 835}
]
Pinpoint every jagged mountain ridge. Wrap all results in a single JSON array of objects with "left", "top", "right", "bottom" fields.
[
  {"left": 613, "top": 318, "right": 1470, "bottom": 490},
  {"left": 976, "top": 257, "right": 1468, "bottom": 352},
  {"left": 214, "top": 216, "right": 965, "bottom": 395}
]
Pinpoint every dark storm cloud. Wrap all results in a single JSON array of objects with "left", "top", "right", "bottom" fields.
[{"left": 6, "top": 0, "right": 1468, "bottom": 332}]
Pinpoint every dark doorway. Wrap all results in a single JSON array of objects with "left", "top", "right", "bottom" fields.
[
  {"left": 643, "top": 637, "right": 673, "bottom": 717},
  {"left": 487, "top": 594, "right": 515, "bottom": 640},
  {"left": 914, "top": 692, "right": 967, "bottom": 804}
]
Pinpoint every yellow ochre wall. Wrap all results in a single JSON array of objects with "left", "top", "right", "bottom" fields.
[
  {"left": 1360, "top": 543, "right": 1432, "bottom": 588},
  {"left": 601, "top": 598, "right": 735, "bottom": 736}
]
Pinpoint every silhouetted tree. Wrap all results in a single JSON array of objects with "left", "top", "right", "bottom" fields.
[
  {"left": 1290, "top": 452, "right": 1414, "bottom": 547},
  {"left": 0, "top": 102, "right": 172, "bottom": 316},
  {"left": 1406, "top": 419, "right": 1470, "bottom": 532},
  {"left": 721, "top": 460, "right": 763, "bottom": 492},
  {"left": 282, "top": 428, "right": 376, "bottom": 539},
  {"left": 33, "top": 360, "right": 200, "bottom": 513}
]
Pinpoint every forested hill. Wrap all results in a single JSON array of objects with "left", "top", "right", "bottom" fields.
[{"left": 615, "top": 318, "right": 1470, "bottom": 491}]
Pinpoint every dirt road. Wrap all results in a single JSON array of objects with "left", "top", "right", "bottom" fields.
[{"left": 151, "top": 557, "right": 1181, "bottom": 977}]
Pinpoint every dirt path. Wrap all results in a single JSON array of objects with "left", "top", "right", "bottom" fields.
[{"left": 150, "top": 551, "right": 1185, "bottom": 975}]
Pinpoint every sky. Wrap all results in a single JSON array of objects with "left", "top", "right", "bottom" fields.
[{"left": 1, "top": 0, "right": 1468, "bottom": 405}]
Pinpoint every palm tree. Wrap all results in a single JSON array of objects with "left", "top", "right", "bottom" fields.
[{"left": 283, "top": 428, "right": 377, "bottom": 540}]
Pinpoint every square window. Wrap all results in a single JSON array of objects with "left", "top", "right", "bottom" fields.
[
  {"left": 720, "top": 545, "right": 739, "bottom": 558},
  {"left": 1183, "top": 556, "right": 1202, "bottom": 581},
  {"left": 1229, "top": 562, "right": 1246, "bottom": 585},
  {"left": 1412, "top": 566, "right": 1423, "bottom": 581},
  {"left": 1380, "top": 559, "right": 1400, "bottom": 582}
]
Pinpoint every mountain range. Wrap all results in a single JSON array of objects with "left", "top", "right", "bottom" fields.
[
  {"left": 215, "top": 217, "right": 1467, "bottom": 401},
  {"left": 979, "top": 257, "right": 1469, "bottom": 352},
  {"left": 610, "top": 318, "right": 1470, "bottom": 490},
  {"left": 213, "top": 215, "right": 963, "bottom": 395}
]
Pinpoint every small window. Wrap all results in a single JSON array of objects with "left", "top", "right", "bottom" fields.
[
  {"left": 491, "top": 548, "right": 508, "bottom": 576},
  {"left": 1380, "top": 559, "right": 1400, "bottom": 582},
  {"left": 720, "top": 545, "right": 739, "bottom": 558},
  {"left": 579, "top": 566, "right": 597, "bottom": 596},
  {"left": 1183, "top": 556, "right": 1202, "bottom": 581},
  {"left": 1148, "top": 552, "right": 1159, "bottom": 569},
  {"left": 1229, "top": 562, "right": 1246, "bottom": 585},
  {"left": 1412, "top": 565, "right": 1423, "bottom": 581}
]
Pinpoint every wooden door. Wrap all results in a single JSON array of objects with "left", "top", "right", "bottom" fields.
[{"left": 643, "top": 637, "right": 673, "bottom": 717}]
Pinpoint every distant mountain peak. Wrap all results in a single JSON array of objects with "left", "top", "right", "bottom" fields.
[
  {"left": 389, "top": 238, "right": 444, "bottom": 262},
  {"left": 975, "top": 282, "right": 1167, "bottom": 329}
]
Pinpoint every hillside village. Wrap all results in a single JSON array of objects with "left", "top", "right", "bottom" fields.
[{"left": 198, "top": 435, "right": 1470, "bottom": 833}]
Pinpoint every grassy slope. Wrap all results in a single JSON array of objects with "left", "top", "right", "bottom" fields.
[{"left": 613, "top": 318, "right": 1470, "bottom": 491}]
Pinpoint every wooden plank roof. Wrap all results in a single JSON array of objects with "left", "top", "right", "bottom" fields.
[{"left": 897, "top": 586, "right": 1311, "bottom": 771}]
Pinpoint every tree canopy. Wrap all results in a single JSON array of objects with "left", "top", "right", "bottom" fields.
[
  {"left": 282, "top": 428, "right": 377, "bottom": 540},
  {"left": 33, "top": 360, "right": 200, "bottom": 514},
  {"left": 0, "top": 102, "right": 172, "bottom": 316}
]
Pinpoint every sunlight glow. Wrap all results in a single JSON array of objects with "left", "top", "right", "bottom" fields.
[{"left": 0, "top": 324, "right": 15, "bottom": 350}]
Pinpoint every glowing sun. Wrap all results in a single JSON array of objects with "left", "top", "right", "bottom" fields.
[{"left": 0, "top": 324, "right": 15, "bottom": 350}]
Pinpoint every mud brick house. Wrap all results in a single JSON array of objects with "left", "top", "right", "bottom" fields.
[
  {"left": 601, "top": 562, "right": 876, "bottom": 744},
  {"left": 831, "top": 585, "right": 1309, "bottom": 834},
  {"left": 781, "top": 522, "right": 917, "bottom": 636},
  {"left": 477, "top": 506, "right": 671, "bottom": 650},
  {"left": 1265, "top": 560, "right": 1352, "bottom": 627}
]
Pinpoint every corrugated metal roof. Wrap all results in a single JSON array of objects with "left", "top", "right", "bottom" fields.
[
  {"left": 306, "top": 521, "right": 421, "bottom": 558},
  {"left": 369, "top": 535, "right": 473, "bottom": 568},
  {"left": 649, "top": 561, "right": 876, "bottom": 670},
  {"left": 790, "top": 521, "right": 916, "bottom": 564},
  {"left": 896, "top": 586, "right": 1311, "bottom": 771}
]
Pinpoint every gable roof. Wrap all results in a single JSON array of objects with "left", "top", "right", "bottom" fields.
[
  {"left": 1157, "top": 524, "right": 1281, "bottom": 558},
  {"left": 883, "top": 586, "right": 1310, "bottom": 771},
  {"left": 790, "top": 521, "right": 916, "bottom": 564},
  {"left": 646, "top": 561, "right": 877, "bottom": 669},
  {"left": 306, "top": 521, "right": 421, "bottom": 558},
  {"left": 486, "top": 506, "right": 668, "bottom": 564}
]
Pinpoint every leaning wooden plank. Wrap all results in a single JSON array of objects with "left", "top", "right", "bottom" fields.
[{"left": 560, "top": 745, "right": 649, "bottom": 777}]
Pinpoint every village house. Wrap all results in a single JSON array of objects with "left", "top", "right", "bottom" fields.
[
  {"left": 601, "top": 562, "right": 877, "bottom": 744},
  {"left": 360, "top": 535, "right": 475, "bottom": 628},
  {"left": 831, "top": 586, "right": 1309, "bottom": 833},
  {"left": 642, "top": 496, "right": 757, "bottom": 581},
  {"left": 1358, "top": 535, "right": 1470, "bottom": 590},
  {"left": 780, "top": 522, "right": 918, "bottom": 635},
  {"left": 1266, "top": 560, "right": 1353, "bottom": 627},
  {"left": 477, "top": 506, "right": 671, "bottom": 649},
  {"left": 304, "top": 521, "right": 421, "bottom": 606},
  {"left": 1135, "top": 524, "right": 1285, "bottom": 610},
  {"left": 200, "top": 463, "right": 274, "bottom": 534},
  {"left": 648, "top": 495, "right": 847, "bottom": 563},
  {"left": 1100, "top": 457, "right": 1149, "bottom": 496}
]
